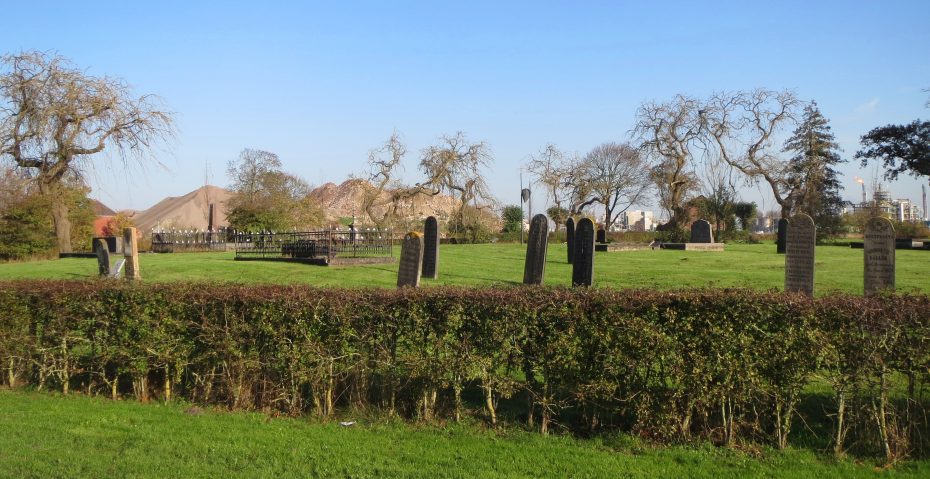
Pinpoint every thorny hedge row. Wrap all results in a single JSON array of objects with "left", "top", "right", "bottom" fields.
[{"left": 1, "top": 281, "right": 928, "bottom": 460}]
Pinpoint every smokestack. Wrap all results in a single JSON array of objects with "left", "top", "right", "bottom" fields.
[{"left": 208, "top": 203, "right": 215, "bottom": 231}]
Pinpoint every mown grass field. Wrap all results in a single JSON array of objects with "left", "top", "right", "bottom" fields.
[
  {"left": 2, "top": 390, "right": 928, "bottom": 479},
  {"left": 1, "top": 242, "right": 929, "bottom": 295}
]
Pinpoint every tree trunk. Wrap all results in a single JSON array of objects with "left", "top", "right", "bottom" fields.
[{"left": 39, "top": 180, "right": 73, "bottom": 253}]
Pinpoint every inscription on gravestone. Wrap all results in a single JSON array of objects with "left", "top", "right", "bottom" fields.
[
  {"left": 397, "top": 232, "right": 424, "bottom": 288},
  {"left": 864, "top": 216, "right": 895, "bottom": 295},
  {"left": 123, "top": 227, "right": 141, "bottom": 281},
  {"left": 523, "top": 214, "right": 549, "bottom": 285},
  {"left": 422, "top": 216, "right": 439, "bottom": 279},
  {"left": 784, "top": 214, "right": 815, "bottom": 296},
  {"left": 596, "top": 227, "right": 607, "bottom": 244},
  {"left": 572, "top": 218, "right": 595, "bottom": 287},
  {"left": 690, "top": 219, "right": 713, "bottom": 243},
  {"left": 776, "top": 218, "right": 789, "bottom": 254},
  {"left": 565, "top": 217, "right": 575, "bottom": 264},
  {"left": 94, "top": 238, "right": 110, "bottom": 277}
]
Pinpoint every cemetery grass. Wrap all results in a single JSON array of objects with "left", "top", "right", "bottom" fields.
[
  {"left": 2, "top": 390, "right": 929, "bottom": 479},
  {"left": 1, "top": 243, "right": 929, "bottom": 295}
]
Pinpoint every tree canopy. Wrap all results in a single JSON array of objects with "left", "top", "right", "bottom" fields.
[{"left": 855, "top": 120, "right": 930, "bottom": 181}]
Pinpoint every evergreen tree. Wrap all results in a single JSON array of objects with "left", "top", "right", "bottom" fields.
[{"left": 783, "top": 102, "right": 847, "bottom": 238}]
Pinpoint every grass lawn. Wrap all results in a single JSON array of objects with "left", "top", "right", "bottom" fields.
[
  {"left": 1, "top": 390, "right": 927, "bottom": 479},
  {"left": 1, "top": 242, "right": 928, "bottom": 294}
]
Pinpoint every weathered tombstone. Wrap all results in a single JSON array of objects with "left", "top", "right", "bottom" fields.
[
  {"left": 572, "top": 218, "right": 595, "bottom": 287},
  {"left": 565, "top": 217, "right": 575, "bottom": 264},
  {"left": 776, "top": 218, "right": 789, "bottom": 254},
  {"left": 123, "top": 227, "right": 141, "bottom": 281},
  {"left": 690, "top": 219, "right": 713, "bottom": 243},
  {"left": 864, "top": 216, "right": 895, "bottom": 295},
  {"left": 784, "top": 214, "right": 815, "bottom": 296},
  {"left": 523, "top": 214, "right": 549, "bottom": 285},
  {"left": 94, "top": 238, "right": 110, "bottom": 277},
  {"left": 397, "top": 232, "right": 424, "bottom": 288},
  {"left": 422, "top": 216, "right": 440, "bottom": 279},
  {"left": 596, "top": 227, "right": 607, "bottom": 244}
]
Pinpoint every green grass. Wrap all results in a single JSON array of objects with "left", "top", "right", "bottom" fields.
[
  {"left": 1, "top": 389, "right": 926, "bottom": 478},
  {"left": 1, "top": 243, "right": 929, "bottom": 295}
]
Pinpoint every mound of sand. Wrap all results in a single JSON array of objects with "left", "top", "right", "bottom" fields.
[{"left": 129, "top": 185, "right": 232, "bottom": 233}]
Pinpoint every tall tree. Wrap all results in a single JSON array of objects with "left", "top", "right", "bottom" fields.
[
  {"left": 225, "top": 149, "right": 322, "bottom": 231},
  {"left": 0, "top": 51, "right": 174, "bottom": 252},
  {"left": 855, "top": 120, "right": 930, "bottom": 181},
  {"left": 567, "top": 142, "right": 652, "bottom": 230},
  {"left": 783, "top": 102, "right": 846, "bottom": 237},
  {"left": 500, "top": 205, "right": 523, "bottom": 233},
  {"left": 527, "top": 143, "right": 571, "bottom": 212}
]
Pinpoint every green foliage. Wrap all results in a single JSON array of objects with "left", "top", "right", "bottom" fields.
[
  {"left": 501, "top": 205, "right": 523, "bottom": 233},
  {"left": 2, "top": 282, "right": 929, "bottom": 458},
  {"left": 856, "top": 120, "right": 930, "bottom": 180},
  {"left": 446, "top": 205, "right": 495, "bottom": 243},
  {"left": 733, "top": 201, "right": 757, "bottom": 231},
  {"left": 0, "top": 181, "right": 94, "bottom": 260}
]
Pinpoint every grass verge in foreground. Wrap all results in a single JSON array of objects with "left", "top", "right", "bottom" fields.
[{"left": 1, "top": 390, "right": 927, "bottom": 479}]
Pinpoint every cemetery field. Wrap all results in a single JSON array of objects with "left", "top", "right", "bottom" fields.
[
  {"left": 1, "top": 390, "right": 927, "bottom": 479},
  {"left": 1, "top": 242, "right": 928, "bottom": 294}
]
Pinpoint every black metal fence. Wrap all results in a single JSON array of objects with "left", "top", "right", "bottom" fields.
[
  {"left": 151, "top": 229, "right": 228, "bottom": 253},
  {"left": 234, "top": 228, "right": 393, "bottom": 262}
]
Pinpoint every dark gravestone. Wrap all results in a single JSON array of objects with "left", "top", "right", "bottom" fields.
[
  {"left": 208, "top": 203, "right": 215, "bottom": 231},
  {"left": 94, "top": 238, "right": 110, "bottom": 277},
  {"left": 776, "top": 218, "right": 789, "bottom": 254},
  {"left": 690, "top": 219, "right": 713, "bottom": 243},
  {"left": 397, "top": 232, "right": 424, "bottom": 288},
  {"left": 596, "top": 227, "right": 607, "bottom": 244},
  {"left": 784, "top": 214, "right": 815, "bottom": 296},
  {"left": 123, "top": 227, "right": 141, "bottom": 281},
  {"left": 422, "top": 216, "right": 439, "bottom": 279},
  {"left": 523, "top": 214, "right": 549, "bottom": 285},
  {"left": 572, "top": 218, "right": 595, "bottom": 287},
  {"left": 864, "top": 216, "right": 895, "bottom": 295},
  {"left": 565, "top": 217, "right": 575, "bottom": 264}
]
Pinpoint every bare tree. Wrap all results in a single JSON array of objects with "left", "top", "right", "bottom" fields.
[
  {"left": 361, "top": 131, "right": 441, "bottom": 228},
  {"left": 527, "top": 143, "right": 571, "bottom": 212},
  {"left": 0, "top": 51, "right": 174, "bottom": 252},
  {"left": 633, "top": 95, "right": 703, "bottom": 229},
  {"left": 701, "top": 89, "right": 801, "bottom": 218},
  {"left": 420, "top": 132, "right": 495, "bottom": 234},
  {"left": 567, "top": 142, "right": 652, "bottom": 230}
]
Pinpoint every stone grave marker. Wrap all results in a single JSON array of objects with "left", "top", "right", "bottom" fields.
[
  {"left": 776, "top": 218, "right": 789, "bottom": 254},
  {"left": 422, "top": 216, "right": 439, "bottom": 279},
  {"left": 690, "top": 219, "right": 713, "bottom": 243},
  {"left": 565, "top": 217, "right": 575, "bottom": 264},
  {"left": 596, "top": 227, "right": 607, "bottom": 244},
  {"left": 784, "top": 214, "right": 815, "bottom": 296},
  {"left": 94, "top": 238, "right": 110, "bottom": 277},
  {"left": 397, "top": 232, "right": 424, "bottom": 288},
  {"left": 123, "top": 227, "right": 140, "bottom": 281},
  {"left": 864, "top": 216, "right": 895, "bottom": 295},
  {"left": 572, "top": 218, "right": 595, "bottom": 287},
  {"left": 523, "top": 214, "right": 549, "bottom": 285}
]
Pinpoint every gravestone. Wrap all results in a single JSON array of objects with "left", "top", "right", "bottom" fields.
[
  {"left": 397, "top": 232, "right": 424, "bottom": 288},
  {"left": 776, "top": 218, "right": 789, "bottom": 254},
  {"left": 94, "top": 238, "right": 110, "bottom": 277},
  {"left": 864, "top": 216, "right": 895, "bottom": 295},
  {"left": 784, "top": 214, "right": 815, "bottom": 296},
  {"left": 565, "top": 217, "right": 575, "bottom": 264},
  {"left": 690, "top": 219, "right": 713, "bottom": 243},
  {"left": 123, "top": 227, "right": 141, "bottom": 281},
  {"left": 523, "top": 214, "right": 549, "bottom": 285},
  {"left": 596, "top": 227, "right": 607, "bottom": 244},
  {"left": 422, "top": 216, "right": 440, "bottom": 279},
  {"left": 572, "top": 218, "right": 595, "bottom": 287}
]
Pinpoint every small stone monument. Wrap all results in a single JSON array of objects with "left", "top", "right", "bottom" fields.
[
  {"left": 565, "top": 217, "right": 575, "bottom": 264},
  {"left": 690, "top": 219, "right": 713, "bottom": 243},
  {"left": 596, "top": 226, "right": 607, "bottom": 244},
  {"left": 784, "top": 214, "right": 815, "bottom": 296},
  {"left": 94, "top": 238, "right": 110, "bottom": 277},
  {"left": 523, "top": 214, "right": 549, "bottom": 285},
  {"left": 422, "top": 216, "right": 440, "bottom": 279},
  {"left": 776, "top": 218, "right": 789, "bottom": 254},
  {"left": 397, "top": 232, "right": 424, "bottom": 288},
  {"left": 123, "top": 227, "right": 141, "bottom": 281},
  {"left": 572, "top": 218, "right": 595, "bottom": 287},
  {"left": 864, "top": 216, "right": 895, "bottom": 295}
]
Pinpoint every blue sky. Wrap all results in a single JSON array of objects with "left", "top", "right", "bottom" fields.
[{"left": 3, "top": 1, "right": 929, "bottom": 216}]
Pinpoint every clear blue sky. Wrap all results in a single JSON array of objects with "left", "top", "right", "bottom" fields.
[{"left": 3, "top": 1, "right": 929, "bottom": 216}]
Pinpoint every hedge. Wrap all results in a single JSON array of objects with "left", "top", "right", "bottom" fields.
[{"left": 1, "top": 281, "right": 928, "bottom": 459}]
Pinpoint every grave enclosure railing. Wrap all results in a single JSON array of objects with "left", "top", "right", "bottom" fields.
[
  {"left": 151, "top": 229, "right": 228, "bottom": 253},
  {"left": 233, "top": 229, "right": 393, "bottom": 264}
]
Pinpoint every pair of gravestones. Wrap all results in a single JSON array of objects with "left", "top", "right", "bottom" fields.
[
  {"left": 397, "top": 216, "right": 440, "bottom": 288},
  {"left": 783, "top": 214, "right": 895, "bottom": 296},
  {"left": 549, "top": 217, "right": 594, "bottom": 287},
  {"left": 94, "top": 227, "right": 140, "bottom": 280}
]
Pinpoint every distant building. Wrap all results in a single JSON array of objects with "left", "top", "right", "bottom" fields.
[
  {"left": 851, "top": 185, "right": 923, "bottom": 222},
  {"left": 617, "top": 210, "right": 656, "bottom": 232}
]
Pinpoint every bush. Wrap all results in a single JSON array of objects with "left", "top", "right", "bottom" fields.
[{"left": 0, "top": 282, "right": 928, "bottom": 459}]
